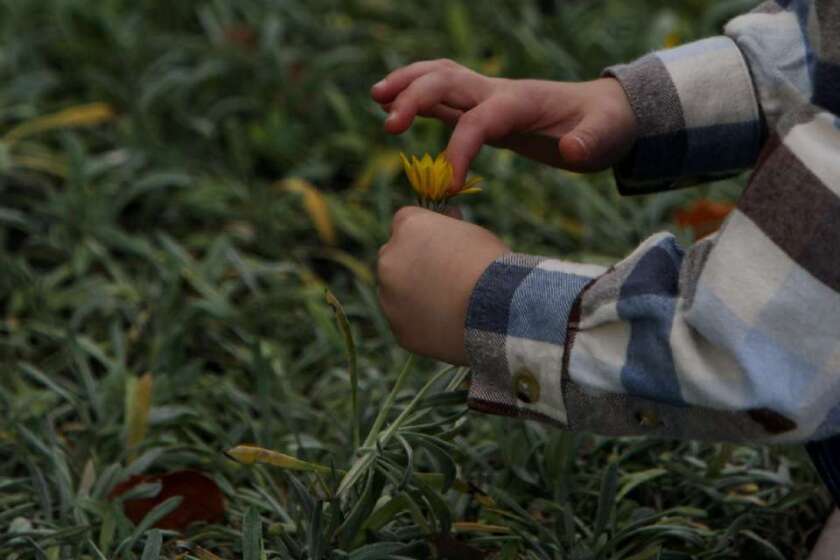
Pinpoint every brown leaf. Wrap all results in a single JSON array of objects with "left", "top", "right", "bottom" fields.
[
  {"left": 674, "top": 200, "right": 735, "bottom": 240},
  {"left": 109, "top": 470, "right": 225, "bottom": 531}
]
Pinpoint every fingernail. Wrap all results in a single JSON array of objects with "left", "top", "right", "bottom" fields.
[
  {"left": 386, "top": 111, "right": 397, "bottom": 123},
  {"left": 372, "top": 79, "right": 387, "bottom": 91},
  {"left": 571, "top": 135, "right": 590, "bottom": 160}
]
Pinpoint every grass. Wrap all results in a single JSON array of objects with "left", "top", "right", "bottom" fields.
[{"left": 0, "top": 0, "right": 832, "bottom": 558}]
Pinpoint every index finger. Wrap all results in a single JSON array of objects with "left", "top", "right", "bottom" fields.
[
  {"left": 371, "top": 59, "right": 455, "bottom": 104},
  {"left": 446, "top": 95, "right": 519, "bottom": 189}
]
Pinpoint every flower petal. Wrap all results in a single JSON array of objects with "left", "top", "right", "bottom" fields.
[
  {"left": 399, "top": 152, "right": 411, "bottom": 175},
  {"left": 463, "top": 175, "right": 483, "bottom": 190},
  {"left": 452, "top": 186, "right": 482, "bottom": 197},
  {"left": 400, "top": 152, "right": 419, "bottom": 192},
  {"left": 429, "top": 165, "right": 441, "bottom": 200},
  {"left": 400, "top": 152, "right": 482, "bottom": 207}
]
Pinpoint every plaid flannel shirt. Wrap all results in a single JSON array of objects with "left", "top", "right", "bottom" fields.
[{"left": 465, "top": 0, "right": 840, "bottom": 503}]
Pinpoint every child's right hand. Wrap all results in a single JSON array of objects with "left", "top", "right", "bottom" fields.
[{"left": 371, "top": 59, "right": 638, "bottom": 189}]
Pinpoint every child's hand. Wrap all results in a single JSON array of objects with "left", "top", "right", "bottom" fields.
[
  {"left": 377, "top": 206, "right": 509, "bottom": 365},
  {"left": 371, "top": 59, "right": 637, "bottom": 189}
]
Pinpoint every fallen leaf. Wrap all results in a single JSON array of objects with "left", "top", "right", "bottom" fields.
[
  {"left": 674, "top": 200, "right": 735, "bottom": 240},
  {"left": 109, "top": 470, "right": 225, "bottom": 531}
]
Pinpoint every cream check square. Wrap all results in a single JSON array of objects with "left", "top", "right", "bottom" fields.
[
  {"left": 662, "top": 37, "right": 759, "bottom": 129},
  {"left": 696, "top": 210, "right": 795, "bottom": 326},
  {"left": 784, "top": 112, "right": 840, "bottom": 194},
  {"left": 568, "top": 318, "right": 630, "bottom": 396},
  {"left": 506, "top": 336, "right": 567, "bottom": 424}
]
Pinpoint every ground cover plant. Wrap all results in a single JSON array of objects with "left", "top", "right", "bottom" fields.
[{"left": 0, "top": 0, "right": 833, "bottom": 558}]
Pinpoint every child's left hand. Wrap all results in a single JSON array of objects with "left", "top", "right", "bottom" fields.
[{"left": 377, "top": 206, "right": 509, "bottom": 365}]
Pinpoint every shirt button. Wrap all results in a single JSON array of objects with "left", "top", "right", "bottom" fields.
[{"left": 513, "top": 369, "right": 540, "bottom": 404}]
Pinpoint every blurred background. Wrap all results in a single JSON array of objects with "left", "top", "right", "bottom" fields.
[{"left": 0, "top": 1, "right": 831, "bottom": 558}]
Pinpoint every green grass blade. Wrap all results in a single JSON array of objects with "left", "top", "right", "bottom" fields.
[
  {"left": 140, "top": 529, "right": 162, "bottom": 560},
  {"left": 307, "top": 501, "right": 324, "bottom": 560},
  {"left": 336, "top": 452, "right": 376, "bottom": 499},
  {"left": 362, "top": 355, "right": 414, "bottom": 449},
  {"left": 593, "top": 461, "right": 619, "bottom": 545},
  {"left": 325, "top": 289, "right": 360, "bottom": 449},
  {"left": 114, "top": 496, "right": 181, "bottom": 557},
  {"left": 86, "top": 539, "right": 109, "bottom": 560},
  {"left": 377, "top": 365, "right": 453, "bottom": 448},
  {"left": 242, "top": 507, "right": 264, "bottom": 560},
  {"left": 348, "top": 542, "right": 410, "bottom": 560}
]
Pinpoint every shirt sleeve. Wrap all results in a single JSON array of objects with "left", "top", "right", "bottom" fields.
[
  {"left": 465, "top": 0, "right": 840, "bottom": 445},
  {"left": 603, "top": 0, "right": 827, "bottom": 194}
]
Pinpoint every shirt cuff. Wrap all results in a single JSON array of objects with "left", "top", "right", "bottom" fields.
[
  {"left": 603, "top": 36, "right": 763, "bottom": 195},
  {"left": 463, "top": 253, "right": 606, "bottom": 426}
]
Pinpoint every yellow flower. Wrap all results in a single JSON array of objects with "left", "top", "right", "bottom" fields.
[{"left": 399, "top": 152, "right": 482, "bottom": 210}]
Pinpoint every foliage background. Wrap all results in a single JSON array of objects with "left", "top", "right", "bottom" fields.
[{"left": 0, "top": 0, "right": 832, "bottom": 558}]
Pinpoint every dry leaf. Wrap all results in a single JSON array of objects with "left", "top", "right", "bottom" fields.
[
  {"left": 109, "top": 470, "right": 225, "bottom": 531},
  {"left": 277, "top": 178, "right": 337, "bottom": 245},
  {"left": 3, "top": 102, "right": 115, "bottom": 144},
  {"left": 226, "top": 444, "right": 332, "bottom": 474},
  {"left": 452, "top": 522, "right": 511, "bottom": 534},
  {"left": 125, "top": 373, "right": 153, "bottom": 460}
]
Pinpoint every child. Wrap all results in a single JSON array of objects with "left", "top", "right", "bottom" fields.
[{"left": 373, "top": 0, "right": 840, "bottom": 556}]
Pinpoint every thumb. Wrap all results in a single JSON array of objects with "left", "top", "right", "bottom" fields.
[{"left": 557, "top": 116, "right": 603, "bottom": 172}]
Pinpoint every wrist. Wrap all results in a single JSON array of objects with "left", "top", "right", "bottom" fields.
[
  {"left": 595, "top": 77, "right": 638, "bottom": 151},
  {"left": 555, "top": 78, "right": 640, "bottom": 172}
]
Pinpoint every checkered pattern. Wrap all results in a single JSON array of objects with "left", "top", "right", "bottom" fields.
[
  {"left": 464, "top": 0, "right": 840, "bottom": 503},
  {"left": 605, "top": 36, "right": 764, "bottom": 193}
]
